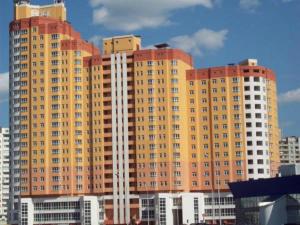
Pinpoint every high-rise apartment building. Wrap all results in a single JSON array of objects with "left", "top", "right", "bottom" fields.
[
  {"left": 9, "top": 1, "right": 280, "bottom": 225},
  {"left": 0, "top": 128, "right": 10, "bottom": 225},
  {"left": 280, "top": 136, "right": 300, "bottom": 164},
  {"left": 10, "top": 1, "right": 100, "bottom": 224},
  {"left": 185, "top": 60, "right": 280, "bottom": 223},
  {"left": 186, "top": 59, "right": 280, "bottom": 185}
]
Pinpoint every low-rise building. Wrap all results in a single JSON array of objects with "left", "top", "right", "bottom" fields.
[
  {"left": 229, "top": 168, "right": 300, "bottom": 225},
  {"left": 280, "top": 136, "right": 300, "bottom": 164},
  {"left": 280, "top": 164, "right": 300, "bottom": 176}
]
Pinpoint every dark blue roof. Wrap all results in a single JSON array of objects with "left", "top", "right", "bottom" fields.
[{"left": 228, "top": 175, "right": 300, "bottom": 198}]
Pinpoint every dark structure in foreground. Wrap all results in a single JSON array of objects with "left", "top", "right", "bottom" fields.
[{"left": 229, "top": 175, "right": 300, "bottom": 225}]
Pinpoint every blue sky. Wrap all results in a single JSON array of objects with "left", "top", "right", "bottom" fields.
[{"left": 0, "top": 0, "right": 299, "bottom": 136}]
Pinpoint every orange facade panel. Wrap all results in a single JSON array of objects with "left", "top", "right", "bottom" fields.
[
  {"left": 10, "top": 17, "right": 99, "bottom": 55},
  {"left": 134, "top": 49, "right": 193, "bottom": 66},
  {"left": 186, "top": 65, "right": 276, "bottom": 81},
  {"left": 83, "top": 55, "right": 102, "bottom": 67}
]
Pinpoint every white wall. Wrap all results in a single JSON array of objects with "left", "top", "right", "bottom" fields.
[
  {"left": 156, "top": 192, "right": 205, "bottom": 225},
  {"left": 243, "top": 76, "right": 270, "bottom": 179},
  {"left": 182, "top": 193, "right": 205, "bottom": 224},
  {"left": 0, "top": 128, "right": 9, "bottom": 225}
]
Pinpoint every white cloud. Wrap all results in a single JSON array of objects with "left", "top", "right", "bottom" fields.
[
  {"left": 89, "top": 35, "right": 103, "bottom": 48},
  {"left": 90, "top": 0, "right": 216, "bottom": 31},
  {"left": 239, "top": 0, "right": 260, "bottom": 11},
  {"left": 169, "top": 28, "right": 228, "bottom": 56},
  {"left": 0, "top": 72, "right": 9, "bottom": 103},
  {"left": 278, "top": 88, "right": 300, "bottom": 103}
]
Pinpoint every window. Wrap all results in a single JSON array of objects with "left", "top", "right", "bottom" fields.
[
  {"left": 74, "top": 51, "right": 81, "bottom": 57},
  {"left": 51, "top": 51, "right": 59, "bottom": 57},
  {"left": 233, "top": 105, "right": 240, "bottom": 110},
  {"left": 233, "top": 114, "right": 240, "bottom": 120},
  {"left": 74, "top": 68, "right": 81, "bottom": 74},
  {"left": 257, "top": 141, "right": 263, "bottom": 146},
  {"left": 235, "top": 142, "right": 241, "bottom": 148},
  {"left": 232, "top": 87, "right": 239, "bottom": 93},
  {"left": 232, "top": 77, "right": 239, "bottom": 83},
  {"left": 51, "top": 43, "right": 59, "bottom": 48},
  {"left": 258, "top": 169, "right": 264, "bottom": 174},
  {"left": 172, "top": 97, "right": 179, "bottom": 102},
  {"left": 51, "top": 34, "right": 60, "bottom": 40},
  {"left": 171, "top": 69, "right": 178, "bottom": 75},
  {"left": 246, "top": 122, "right": 252, "bottom": 128},
  {"left": 246, "top": 113, "right": 251, "bottom": 119},
  {"left": 52, "top": 158, "right": 60, "bottom": 163},
  {"left": 171, "top": 88, "right": 179, "bottom": 93},
  {"left": 254, "top": 77, "right": 260, "bottom": 82},
  {"left": 256, "top": 131, "right": 262, "bottom": 136},
  {"left": 256, "top": 122, "right": 262, "bottom": 127},
  {"left": 254, "top": 86, "right": 260, "bottom": 91},
  {"left": 51, "top": 60, "right": 59, "bottom": 66},
  {"left": 147, "top": 61, "right": 154, "bottom": 66},
  {"left": 236, "top": 160, "right": 242, "bottom": 166},
  {"left": 172, "top": 106, "right": 179, "bottom": 112},
  {"left": 255, "top": 104, "right": 261, "bottom": 109},
  {"left": 257, "top": 159, "right": 264, "bottom": 164},
  {"left": 233, "top": 96, "right": 240, "bottom": 102},
  {"left": 51, "top": 69, "right": 59, "bottom": 74},
  {"left": 171, "top": 78, "right": 178, "bottom": 84},
  {"left": 245, "top": 95, "right": 251, "bottom": 100},
  {"left": 236, "top": 151, "right": 242, "bottom": 157},
  {"left": 257, "top": 150, "right": 263, "bottom": 155},
  {"left": 75, "top": 59, "right": 81, "bottom": 65},
  {"left": 236, "top": 170, "right": 243, "bottom": 175},
  {"left": 171, "top": 60, "right": 177, "bottom": 66}
]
